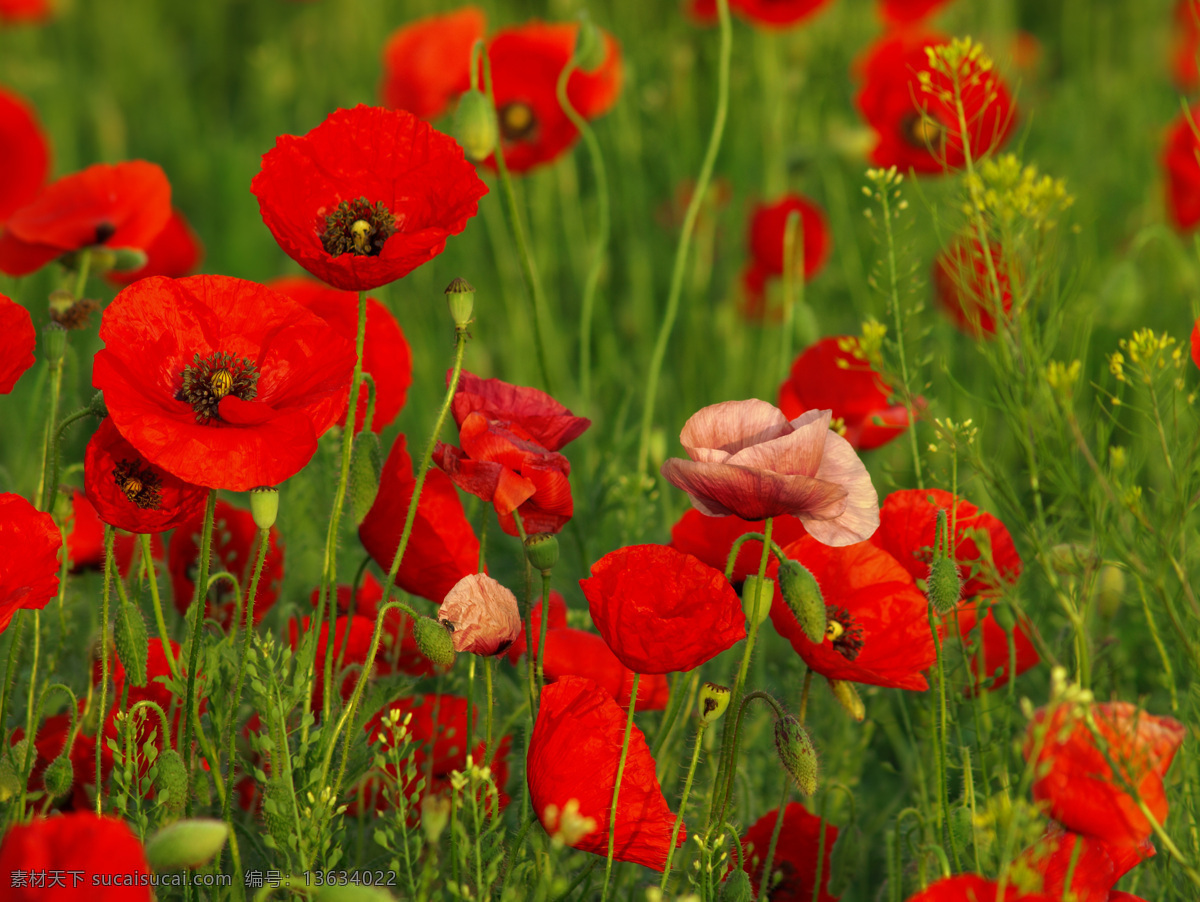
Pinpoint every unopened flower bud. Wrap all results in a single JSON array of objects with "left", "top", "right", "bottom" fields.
[
  {"left": 114, "top": 594, "right": 149, "bottom": 688},
  {"left": 573, "top": 14, "right": 606, "bottom": 72},
  {"left": 741, "top": 575, "right": 774, "bottom": 627},
  {"left": 154, "top": 748, "right": 189, "bottom": 820},
  {"left": 454, "top": 90, "right": 498, "bottom": 163},
  {"left": 990, "top": 600, "right": 1016, "bottom": 632},
  {"left": 445, "top": 277, "right": 476, "bottom": 329},
  {"left": 421, "top": 794, "right": 452, "bottom": 844},
  {"left": 145, "top": 819, "right": 229, "bottom": 870},
  {"left": 1095, "top": 564, "right": 1125, "bottom": 619},
  {"left": 699, "top": 682, "right": 731, "bottom": 725},
  {"left": 0, "top": 740, "right": 27, "bottom": 802},
  {"left": 349, "top": 431, "right": 382, "bottom": 526},
  {"left": 777, "top": 559, "right": 826, "bottom": 642},
  {"left": 42, "top": 753, "right": 73, "bottom": 800},
  {"left": 110, "top": 247, "right": 149, "bottom": 272},
  {"left": 413, "top": 616, "right": 456, "bottom": 668},
  {"left": 524, "top": 533, "right": 559, "bottom": 572},
  {"left": 828, "top": 679, "right": 865, "bottom": 722},
  {"left": 926, "top": 556, "right": 962, "bottom": 614},
  {"left": 774, "top": 714, "right": 818, "bottom": 796},
  {"left": 718, "top": 868, "right": 753, "bottom": 902},
  {"left": 948, "top": 806, "right": 974, "bottom": 851},
  {"left": 249, "top": 486, "right": 279, "bottom": 530},
  {"left": 439, "top": 573, "right": 522, "bottom": 656},
  {"left": 43, "top": 322, "right": 67, "bottom": 365},
  {"left": 89, "top": 391, "right": 108, "bottom": 419}
]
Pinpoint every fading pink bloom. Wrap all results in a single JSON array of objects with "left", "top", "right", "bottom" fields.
[
  {"left": 660, "top": 400, "right": 879, "bottom": 546},
  {"left": 439, "top": 573, "right": 522, "bottom": 656}
]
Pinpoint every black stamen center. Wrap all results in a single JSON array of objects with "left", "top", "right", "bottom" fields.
[
  {"left": 825, "top": 604, "right": 865, "bottom": 661},
  {"left": 499, "top": 102, "right": 537, "bottom": 141},
  {"left": 320, "top": 197, "right": 396, "bottom": 257},
  {"left": 901, "top": 112, "right": 943, "bottom": 149},
  {"left": 94, "top": 222, "right": 116, "bottom": 245},
  {"left": 178, "top": 351, "right": 259, "bottom": 424},
  {"left": 113, "top": 459, "right": 163, "bottom": 510}
]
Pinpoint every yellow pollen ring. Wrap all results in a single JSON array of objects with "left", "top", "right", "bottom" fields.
[
  {"left": 905, "top": 114, "right": 943, "bottom": 148},
  {"left": 350, "top": 220, "right": 374, "bottom": 255},
  {"left": 121, "top": 477, "right": 142, "bottom": 499},
  {"left": 211, "top": 368, "right": 234, "bottom": 399},
  {"left": 826, "top": 620, "right": 845, "bottom": 642}
]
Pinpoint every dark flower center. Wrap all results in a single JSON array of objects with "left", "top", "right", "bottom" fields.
[
  {"left": 113, "top": 459, "right": 163, "bottom": 510},
  {"left": 320, "top": 197, "right": 396, "bottom": 258},
  {"left": 178, "top": 351, "right": 259, "bottom": 424},
  {"left": 499, "top": 102, "right": 537, "bottom": 141},
  {"left": 94, "top": 221, "right": 116, "bottom": 245},
  {"left": 901, "top": 112, "right": 944, "bottom": 150},
  {"left": 825, "top": 605, "right": 864, "bottom": 661}
]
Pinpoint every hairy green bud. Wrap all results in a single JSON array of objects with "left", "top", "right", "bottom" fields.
[
  {"left": 926, "top": 556, "right": 962, "bottom": 615},
  {"left": 412, "top": 616, "right": 456, "bottom": 668},
  {"left": 829, "top": 679, "right": 865, "bottom": 723},
  {"left": 774, "top": 714, "right": 818, "bottom": 796},
  {"left": 718, "top": 868, "right": 753, "bottom": 902},
  {"left": 154, "top": 748, "right": 189, "bottom": 820},
  {"left": 741, "top": 575, "right": 774, "bottom": 627},
  {"left": 698, "top": 682, "right": 731, "bottom": 725},
  {"left": 262, "top": 779, "right": 296, "bottom": 852},
  {"left": 42, "top": 753, "right": 74, "bottom": 800},
  {"left": 114, "top": 593, "right": 149, "bottom": 688},
  {"left": 349, "top": 431, "right": 382, "bottom": 526},
  {"left": 777, "top": 559, "right": 826, "bottom": 642},
  {"left": 146, "top": 819, "right": 228, "bottom": 871}
]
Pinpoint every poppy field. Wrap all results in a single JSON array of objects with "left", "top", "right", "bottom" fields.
[{"left": 2, "top": 0, "right": 1200, "bottom": 899}]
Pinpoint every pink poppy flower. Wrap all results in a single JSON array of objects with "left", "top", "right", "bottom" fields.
[{"left": 438, "top": 573, "right": 522, "bottom": 656}]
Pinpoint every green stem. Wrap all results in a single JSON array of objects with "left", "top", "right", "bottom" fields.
[
  {"left": 659, "top": 722, "right": 707, "bottom": 892},
  {"left": 778, "top": 211, "right": 805, "bottom": 386},
  {"left": 536, "top": 569, "right": 552, "bottom": 696},
  {"left": 182, "top": 490, "right": 217, "bottom": 818},
  {"left": 0, "top": 615, "right": 25, "bottom": 743},
  {"left": 601, "top": 672, "right": 639, "bottom": 902},
  {"left": 40, "top": 406, "right": 93, "bottom": 512},
  {"left": 757, "top": 780, "right": 792, "bottom": 902},
  {"left": 96, "top": 527, "right": 116, "bottom": 814},
  {"left": 15, "top": 611, "right": 40, "bottom": 818},
  {"left": 36, "top": 353, "right": 66, "bottom": 512},
  {"left": 139, "top": 534, "right": 178, "bottom": 680}
]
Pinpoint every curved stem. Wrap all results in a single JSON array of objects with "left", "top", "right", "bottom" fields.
[
  {"left": 36, "top": 354, "right": 66, "bottom": 513},
  {"left": 659, "top": 722, "right": 707, "bottom": 892},
  {"left": 600, "top": 672, "right": 639, "bottom": 902},
  {"left": 723, "top": 531, "right": 788, "bottom": 583},
  {"left": 182, "top": 490, "right": 217, "bottom": 818},
  {"left": 40, "top": 406, "right": 92, "bottom": 512}
]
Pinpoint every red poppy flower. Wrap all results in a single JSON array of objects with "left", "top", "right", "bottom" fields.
[
  {"left": 855, "top": 33, "right": 1016, "bottom": 174},
  {"left": 1025, "top": 701, "right": 1186, "bottom": 847},
  {"left": 0, "top": 160, "right": 171, "bottom": 277},
  {"left": 661, "top": 401, "right": 879, "bottom": 546},
  {"left": 580, "top": 544, "right": 745, "bottom": 674},
  {"left": 484, "top": 21, "right": 622, "bottom": 174},
  {"left": 778, "top": 337, "right": 910, "bottom": 451},
  {"left": 169, "top": 499, "right": 283, "bottom": 630},
  {"left": 252, "top": 105, "right": 487, "bottom": 291},
  {"left": 1165, "top": 104, "right": 1200, "bottom": 231},
  {"left": 92, "top": 274, "right": 356, "bottom": 491},
  {"left": 1174, "top": 1, "right": 1200, "bottom": 93},
  {"left": 1013, "top": 826, "right": 1153, "bottom": 902},
  {"left": 903, "top": 875, "right": 1052, "bottom": 901},
  {"left": 380, "top": 7, "right": 486, "bottom": 120},
  {"left": 0, "top": 0, "right": 51, "bottom": 24},
  {"left": 740, "top": 802, "right": 839, "bottom": 902},
  {"left": 528, "top": 676, "right": 682, "bottom": 870},
  {"left": 670, "top": 510, "right": 809, "bottom": 583},
  {"left": 768, "top": 536, "right": 935, "bottom": 690},
  {"left": 83, "top": 417, "right": 207, "bottom": 534},
  {"left": 434, "top": 371, "right": 590, "bottom": 537},
  {"left": 0, "top": 88, "right": 49, "bottom": 222},
  {"left": 933, "top": 238, "right": 1015, "bottom": 336},
  {"left": 0, "top": 492, "right": 61, "bottom": 633},
  {"left": 951, "top": 601, "right": 1039, "bottom": 694},
  {"left": 749, "top": 194, "right": 832, "bottom": 280},
  {"left": 685, "top": 0, "right": 835, "bottom": 28},
  {"left": 870, "top": 488, "right": 1021, "bottom": 600},
  {"left": 269, "top": 276, "right": 411, "bottom": 434},
  {"left": 0, "top": 294, "right": 35, "bottom": 394},
  {"left": 0, "top": 813, "right": 151, "bottom": 902},
  {"left": 105, "top": 207, "right": 203, "bottom": 287},
  {"left": 359, "top": 433, "right": 480, "bottom": 603},
  {"left": 878, "top": 0, "right": 954, "bottom": 26}
]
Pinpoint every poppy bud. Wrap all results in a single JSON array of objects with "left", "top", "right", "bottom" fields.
[
  {"left": 991, "top": 600, "right": 1016, "bottom": 632},
  {"left": 0, "top": 740, "right": 26, "bottom": 801},
  {"left": 827, "top": 825, "right": 859, "bottom": 896},
  {"left": 948, "top": 806, "right": 974, "bottom": 852},
  {"left": 741, "top": 575, "right": 774, "bottom": 627},
  {"left": 573, "top": 14, "right": 606, "bottom": 72},
  {"left": 1096, "top": 564, "right": 1125, "bottom": 619},
  {"left": 774, "top": 714, "right": 818, "bottom": 796},
  {"left": 777, "top": 559, "right": 826, "bottom": 643},
  {"left": 114, "top": 593, "right": 150, "bottom": 688},
  {"left": 42, "top": 322, "right": 66, "bottom": 365},
  {"left": 262, "top": 779, "right": 296, "bottom": 851},
  {"left": 349, "top": 431, "right": 382, "bottom": 526},
  {"left": 444, "top": 277, "right": 476, "bottom": 329},
  {"left": 699, "top": 682, "right": 731, "bottom": 725},
  {"left": 145, "top": 818, "right": 229, "bottom": 871},
  {"left": 42, "top": 753, "right": 73, "bottom": 800},
  {"left": 89, "top": 390, "right": 108, "bottom": 419},
  {"left": 421, "top": 794, "right": 452, "bottom": 844},
  {"left": 926, "top": 556, "right": 961, "bottom": 614},
  {"left": 110, "top": 247, "right": 149, "bottom": 272},
  {"left": 454, "top": 90, "right": 498, "bottom": 163},
  {"left": 524, "top": 532, "right": 559, "bottom": 573},
  {"left": 412, "top": 616, "right": 456, "bottom": 668},
  {"left": 250, "top": 486, "right": 279, "bottom": 530},
  {"left": 154, "top": 748, "right": 189, "bottom": 820},
  {"left": 828, "top": 679, "right": 865, "bottom": 723},
  {"left": 718, "top": 868, "right": 753, "bottom": 902}
]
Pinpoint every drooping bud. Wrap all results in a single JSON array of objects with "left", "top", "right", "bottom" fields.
[
  {"left": 445, "top": 277, "right": 476, "bottom": 330},
  {"left": 43, "top": 322, "right": 67, "bottom": 365},
  {"left": 718, "top": 868, "right": 753, "bottom": 902},
  {"left": 114, "top": 592, "right": 150, "bottom": 688},
  {"left": 698, "top": 682, "right": 731, "bottom": 725},
  {"left": 262, "top": 779, "right": 296, "bottom": 852},
  {"left": 1096, "top": 564, "right": 1125, "bottom": 619},
  {"left": 523, "top": 533, "right": 559, "bottom": 573},
  {"left": 145, "top": 819, "right": 229, "bottom": 870},
  {"left": 926, "top": 510, "right": 961, "bottom": 615},
  {"left": 154, "top": 748, "right": 189, "bottom": 820},
  {"left": 89, "top": 391, "right": 108, "bottom": 419},
  {"left": 777, "top": 559, "right": 826, "bottom": 642},
  {"left": 741, "top": 575, "right": 774, "bottom": 627},
  {"left": 110, "top": 247, "right": 149, "bottom": 272},
  {"left": 249, "top": 486, "right": 279, "bottom": 530},
  {"left": 774, "top": 714, "right": 818, "bottom": 796},
  {"left": 412, "top": 616, "right": 456, "bottom": 668},
  {"left": 42, "top": 753, "right": 74, "bottom": 800},
  {"left": 828, "top": 679, "right": 865, "bottom": 723},
  {"left": 421, "top": 794, "right": 452, "bottom": 844},
  {"left": 454, "top": 90, "right": 498, "bottom": 163},
  {"left": 349, "top": 431, "right": 383, "bottom": 526},
  {"left": 572, "top": 13, "right": 606, "bottom": 72},
  {"left": 991, "top": 600, "right": 1016, "bottom": 632}
]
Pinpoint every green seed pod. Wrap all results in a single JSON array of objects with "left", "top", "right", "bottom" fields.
[
  {"left": 262, "top": 779, "right": 296, "bottom": 852},
  {"left": 949, "top": 806, "right": 975, "bottom": 853},
  {"left": 1096, "top": 564, "right": 1126, "bottom": 619},
  {"left": 349, "top": 431, "right": 382, "bottom": 526},
  {"left": 145, "top": 818, "right": 229, "bottom": 871},
  {"left": 155, "top": 748, "right": 189, "bottom": 820},
  {"left": 718, "top": 868, "right": 753, "bottom": 902},
  {"left": 412, "top": 616, "right": 456, "bottom": 668},
  {"left": 828, "top": 679, "right": 865, "bottom": 723},
  {"left": 445, "top": 277, "right": 477, "bottom": 329},
  {"left": 42, "top": 753, "right": 74, "bottom": 801},
  {"left": 777, "top": 559, "right": 826, "bottom": 642},
  {"left": 454, "top": 90, "right": 498, "bottom": 163},
  {"left": 926, "top": 556, "right": 962, "bottom": 615},
  {"left": 773, "top": 714, "right": 818, "bottom": 796},
  {"left": 110, "top": 247, "right": 149, "bottom": 272},
  {"left": 43, "top": 322, "right": 67, "bottom": 365},
  {"left": 250, "top": 486, "right": 279, "bottom": 531},
  {"left": 698, "top": 682, "right": 731, "bottom": 725},
  {"left": 523, "top": 533, "right": 559, "bottom": 573},
  {"left": 572, "top": 14, "right": 606, "bottom": 72},
  {"left": 114, "top": 593, "right": 150, "bottom": 688},
  {"left": 741, "top": 575, "right": 774, "bottom": 627}
]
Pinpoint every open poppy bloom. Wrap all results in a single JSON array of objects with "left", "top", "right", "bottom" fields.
[
  {"left": 269, "top": 276, "right": 412, "bottom": 434},
  {"left": 902, "top": 875, "right": 1053, "bottom": 901},
  {"left": 0, "top": 160, "right": 171, "bottom": 277},
  {"left": 0, "top": 0, "right": 52, "bottom": 25},
  {"left": 778, "top": 337, "right": 910, "bottom": 451},
  {"left": 855, "top": 33, "right": 1016, "bottom": 174},
  {"left": 740, "top": 802, "right": 839, "bottom": 902},
  {"left": 769, "top": 536, "right": 935, "bottom": 690},
  {"left": 1025, "top": 701, "right": 1186, "bottom": 847},
  {"left": 739, "top": 195, "right": 832, "bottom": 321},
  {"left": 878, "top": 0, "right": 954, "bottom": 26},
  {"left": 670, "top": 510, "right": 809, "bottom": 583},
  {"left": 380, "top": 6, "right": 486, "bottom": 120},
  {"left": 0, "top": 813, "right": 152, "bottom": 902},
  {"left": 661, "top": 400, "right": 879, "bottom": 546},
  {"left": 359, "top": 433, "right": 480, "bottom": 603},
  {"left": 0, "top": 294, "right": 35, "bottom": 394},
  {"left": 685, "top": 0, "right": 835, "bottom": 29},
  {"left": 0, "top": 492, "right": 61, "bottom": 633},
  {"left": 105, "top": 207, "right": 204, "bottom": 287},
  {"left": 1164, "top": 104, "right": 1200, "bottom": 231},
  {"left": 933, "top": 238, "right": 1015, "bottom": 336},
  {"left": 93, "top": 274, "right": 356, "bottom": 491},
  {"left": 252, "top": 105, "right": 487, "bottom": 291},
  {"left": 950, "top": 600, "right": 1039, "bottom": 694},
  {"left": 580, "top": 544, "right": 745, "bottom": 674},
  {"left": 438, "top": 573, "right": 522, "bottom": 656},
  {"left": 83, "top": 417, "right": 207, "bottom": 534},
  {"left": 1011, "top": 825, "right": 1153, "bottom": 902},
  {"left": 528, "top": 676, "right": 682, "bottom": 870},
  {"left": 0, "top": 88, "right": 49, "bottom": 222},
  {"left": 169, "top": 499, "right": 284, "bottom": 630}
]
